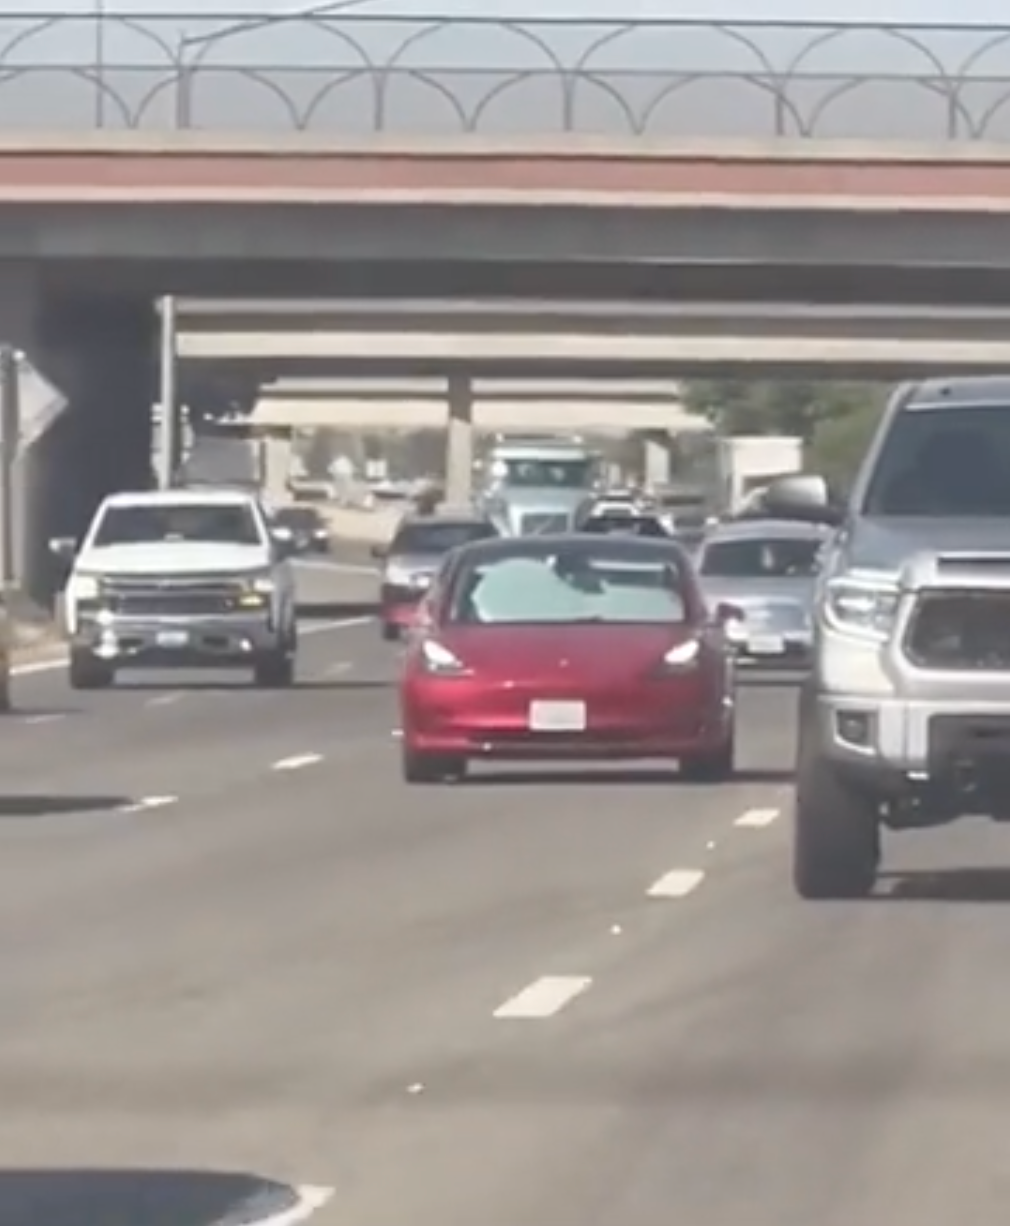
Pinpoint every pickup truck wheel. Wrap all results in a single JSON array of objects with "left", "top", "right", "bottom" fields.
[
  {"left": 680, "top": 730, "right": 735, "bottom": 783},
  {"left": 68, "top": 650, "right": 114, "bottom": 691},
  {"left": 0, "top": 669, "right": 12, "bottom": 712},
  {"left": 252, "top": 647, "right": 295, "bottom": 688},
  {"left": 793, "top": 754, "right": 881, "bottom": 899}
]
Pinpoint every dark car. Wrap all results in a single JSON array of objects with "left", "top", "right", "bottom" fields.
[
  {"left": 579, "top": 511, "right": 672, "bottom": 539},
  {"left": 373, "top": 510, "right": 499, "bottom": 641},
  {"left": 272, "top": 505, "right": 330, "bottom": 554}
]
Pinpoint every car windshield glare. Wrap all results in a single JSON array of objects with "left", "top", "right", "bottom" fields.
[
  {"left": 92, "top": 503, "right": 262, "bottom": 547},
  {"left": 449, "top": 553, "right": 687, "bottom": 625},
  {"left": 394, "top": 523, "right": 493, "bottom": 554},
  {"left": 864, "top": 404, "right": 1010, "bottom": 517},
  {"left": 700, "top": 537, "right": 821, "bottom": 578}
]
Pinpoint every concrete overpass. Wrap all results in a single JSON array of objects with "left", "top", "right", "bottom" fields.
[{"left": 9, "top": 133, "right": 1010, "bottom": 605}]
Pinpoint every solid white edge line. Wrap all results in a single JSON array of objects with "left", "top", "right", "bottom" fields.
[
  {"left": 10, "top": 615, "right": 374, "bottom": 674},
  {"left": 255, "top": 1184, "right": 335, "bottom": 1226},
  {"left": 273, "top": 753, "right": 323, "bottom": 771},
  {"left": 735, "top": 808, "right": 780, "bottom": 828},
  {"left": 493, "top": 975, "right": 593, "bottom": 1019},
  {"left": 646, "top": 868, "right": 706, "bottom": 898}
]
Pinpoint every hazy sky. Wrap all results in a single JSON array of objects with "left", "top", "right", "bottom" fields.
[{"left": 2, "top": 0, "right": 1009, "bottom": 136}]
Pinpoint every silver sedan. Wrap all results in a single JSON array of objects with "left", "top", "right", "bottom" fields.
[{"left": 695, "top": 518, "right": 833, "bottom": 667}]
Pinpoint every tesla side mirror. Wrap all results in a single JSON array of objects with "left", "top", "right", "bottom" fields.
[
  {"left": 761, "top": 473, "right": 845, "bottom": 527},
  {"left": 48, "top": 536, "right": 77, "bottom": 560}
]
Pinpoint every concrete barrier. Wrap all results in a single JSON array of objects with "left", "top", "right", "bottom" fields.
[{"left": 321, "top": 503, "right": 404, "bottom": 544}]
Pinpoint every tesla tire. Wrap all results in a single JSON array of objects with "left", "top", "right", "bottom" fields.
[
  {"left": 680, "top": 731, "right": 735, "bottom": 783},
  {"left": 382, "top": 623, "right": 400, "bottom": 643},
  {"left": 402, "top": 747, "right": 467, "bottom": 784},
  {"left": 793, "top": 753, "right": 880, "bottom": 900},
  {"left": 69, "top": 649, "right": 115, "bottom": 691}
]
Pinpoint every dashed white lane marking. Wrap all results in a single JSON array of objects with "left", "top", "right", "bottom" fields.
[
  {"left": 735, "top": 807, "right": 780, "bottom": 828},
  {"left": 117, "top": 795, "right": 178, "bottom": 814},
  {"left": 24, "top": 713, "right": 65, "bottom": 725},
  {"left": 493, "top": 975, "right": 593, "bottom": 1019},
  {"left": 273, "top": 752, "right": 323, "bottom": 771},
  {"left": 145, "top": 693, "right": 182, "bottom": 708},
  {"left": 301, "top": 616, "right": 371, "bottom": 636},
  {"left": 256, "top": 1185, "right": 335, "bottom": 1226},
  {"left": 646, "top": 868, "right": 706, "bottom": 898},
  {"left": 324, "top": 661, "right": 351, "bottom": 677}
]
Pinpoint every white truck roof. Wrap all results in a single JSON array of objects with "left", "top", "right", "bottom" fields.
[{"left": 102, "top": 487, "right": 260, "bottom": 509}]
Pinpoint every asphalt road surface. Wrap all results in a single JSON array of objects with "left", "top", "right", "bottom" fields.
[{"left": 1, "top": 553, "right": 1008, "bottom": 1225}]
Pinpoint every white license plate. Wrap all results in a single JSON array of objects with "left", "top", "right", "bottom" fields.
[
  {"left": 528, "top": 700, "right": 587, "bottom": 732},
  {"left": 156, "top": 630, "right": 189, "bottom": 648},
  {"left": 747, "top": 634, "right": 784, "bottom": 655}
]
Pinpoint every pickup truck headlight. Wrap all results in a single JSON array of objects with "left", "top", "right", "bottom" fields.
[
  {"left": 824, "top": 576, "right": 899, "bottom": 641},
  {"left": 237, "top": 572, "right": 276, "bottom": 606},
  {"left": 68, "top": 573, "right": 101, "bottom": 600}
]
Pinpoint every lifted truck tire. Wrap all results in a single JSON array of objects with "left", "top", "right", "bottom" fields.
[
  {"left": 401, "top": 748, "right": 467, "bottom": 784},
  {"left": 680, "top": 730, "right": 735, "bottom": 783},
  {"left": 252, "top": 644, "right": 295, "bottom": 688},
  {"left": 793, "top": 753, "right": 881, "bottom": 900},
  {"left": 68, "top": 650, "right": 114, "bottom": 691}
]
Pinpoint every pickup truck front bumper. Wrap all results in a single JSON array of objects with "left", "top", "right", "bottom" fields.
[
  {"left": 72, "top": 610, "right": 282, "bottom": 668},
  {"left": 817, "top": 692, "right": 1010, "bottom": 809}
]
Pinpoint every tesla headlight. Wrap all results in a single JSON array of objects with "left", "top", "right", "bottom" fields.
[
  {"left": 661, "top": 638, "right": 700, "bottom": 669},
  {"left": 824, "top": 575, "right": 899, "bottom": 641},
  {"left": 69, "top": 573, "right": 101, "bottom": 600},
  {"left": 420, "top": 639, "right": 469, "bottom": 676}
]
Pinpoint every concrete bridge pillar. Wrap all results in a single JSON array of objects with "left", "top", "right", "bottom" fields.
[
  {"left": 642, "top": 431, "right": 671, "bottom": 487},
  {"left": 445, "top": 374, "right": 474, "bottom": 504},
  {"left": 0, "top": 270, "right": 155, "bottom": 606}
]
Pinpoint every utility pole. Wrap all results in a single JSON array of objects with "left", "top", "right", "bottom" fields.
[
  {"left": 0, "top": 345, "right": 20, "bottom": 596},
  {"left": 157, "top": 295, "right": 178, "bottom": 489}
]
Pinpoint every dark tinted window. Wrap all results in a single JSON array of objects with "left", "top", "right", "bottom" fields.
[
  {"left": 276, "top": 507, "right": 322, "bottom": 528},
  {"left": 864, "top": 403, "right": 1010, "bottom": 517},
  {"left": 582, "top": 515, "right": 670, "bottom": 538},
  {"left": 448, "top": 544, "right": 688, "bottom": 625},
  {"left": 392, "top": 520, "right": 496, "bottom": 554},
  {"left": 93, "top": 502, "right": 262, "bottom": 547},
  {"left": 699, "top": 536, "right": 821, "bottom": 578}
]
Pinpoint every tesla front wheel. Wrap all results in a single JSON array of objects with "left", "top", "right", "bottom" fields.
[
  {"left": 680, "top": 731, "right": 735, "bottom": 783},
  {"left": 382, "top": 623, "right": 400, "bottom": 643},
  {"left": 401, "top": 747, "right": 467, "bottom": 784},
  {"left": 793, "top": 754, "right": 880, "bottom": 900}
]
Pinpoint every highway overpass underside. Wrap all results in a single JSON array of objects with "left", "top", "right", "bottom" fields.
[
  {"left": 50, "top": 258, "right": 1010, "bottom": 308},
  {"left": 2, "top": 280, "right": 154, "bottom": 605}
]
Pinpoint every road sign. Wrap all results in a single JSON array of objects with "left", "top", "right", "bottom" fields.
[{"left": 15, "top": 352, "right": 68, "bottom": 449}]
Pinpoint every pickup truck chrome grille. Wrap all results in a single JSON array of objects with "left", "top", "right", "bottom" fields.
[
  {"left": 905, "top": 589, "right": 1010, "bottom": 670},
  {"left": 101, "top": 575, "right": 246, "bottom": 618}
]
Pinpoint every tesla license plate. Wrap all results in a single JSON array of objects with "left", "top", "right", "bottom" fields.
[
  {"left": 156, "top": 629, "right": 189, "bottom": 649},
  {"left": 747, "top": 633, "right": 784, "bottom": 655},
  {"left": 529, "top": 700, "right": 587, "bottom": 732}
]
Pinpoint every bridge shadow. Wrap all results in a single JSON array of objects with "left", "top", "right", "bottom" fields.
[
  {"left": 0, "top": 795, "right": 132, "bottom": 818},
  {"left": 0, "top": 1169, "right": 328, "bottom": 1226}
]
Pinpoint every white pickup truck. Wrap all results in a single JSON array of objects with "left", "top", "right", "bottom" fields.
[{"left": 52, "top": 487, "right": 298, "bottom": 690}]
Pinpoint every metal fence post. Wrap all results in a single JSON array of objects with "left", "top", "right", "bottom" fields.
[
  {"left": 157, "top": 295, "right": 178, "bottom": 489},
  {"left": 0, "top": 346, "right": 20, "bottom": 595}
]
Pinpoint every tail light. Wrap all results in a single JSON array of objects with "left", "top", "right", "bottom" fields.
[
  {"left": 656, "top": 637, "right": 701, "bottom": 675},
  {"left": 419, "top": 638, "right": 471, "bottom": 677}
]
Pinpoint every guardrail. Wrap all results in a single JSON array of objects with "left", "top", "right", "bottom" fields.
[{"left": 2, "top": 11, "right": 1010, "bottom": 138}]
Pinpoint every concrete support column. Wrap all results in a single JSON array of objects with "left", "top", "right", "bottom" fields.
[
  {"left": 262, "top": 431, "right": 292, "bottom": 503},
  {"left": 642, "top": 431, "right": 671, "bottom": 487},
  {"left": 445, "top": 373, "right": 474, "bottom": 504},
  {"left": 29, "top": 293, "right": 155, "bottom": 606}
]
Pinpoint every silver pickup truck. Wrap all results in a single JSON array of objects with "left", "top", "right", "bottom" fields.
[
  {"left": 764, "top": 377, "right": 1010, "bottom": 899},
  {"left": 52, "top": 487, "right": 298, "bottom": 690}
]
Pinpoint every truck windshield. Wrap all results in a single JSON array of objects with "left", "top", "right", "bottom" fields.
[
  {"left": 92, "top": 503, "right": 263, "bottom": 546},
  {"left": 498, "top": 458, "right": 594, "bottom": 489},
  {"left": 863, "top": 404, "right": 1010, "bottom": 517}
]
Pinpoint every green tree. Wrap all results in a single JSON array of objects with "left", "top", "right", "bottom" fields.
[{"left": 681, "top": 379, "right": 887, "bottom": 485}]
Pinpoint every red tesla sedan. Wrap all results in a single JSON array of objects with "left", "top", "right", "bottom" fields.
[{"left": 398, "top": 534, "right": 738, "bottom": 783}]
